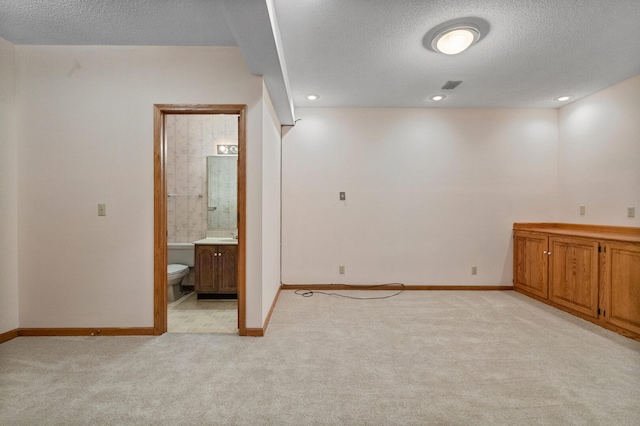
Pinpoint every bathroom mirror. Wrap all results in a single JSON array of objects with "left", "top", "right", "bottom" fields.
[{"left": 207, "top": 156, "right": 238, "bottom": 230}]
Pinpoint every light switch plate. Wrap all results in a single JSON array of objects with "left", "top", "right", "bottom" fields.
[
  {"left": 579, "top": 205, "right": 585, "bottom": 216},
  {"left": 339, "top": 192, "right": 346, "bottom": 201},
  {"left": 98, "top": 203, "right": 106, "bottom": 216},
  {"left": 628, "top": 207, "right": 636, "bottom": 218}
]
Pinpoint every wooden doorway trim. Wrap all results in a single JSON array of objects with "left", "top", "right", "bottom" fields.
[{"left": 153, "top": 104, "right": 247, "bottom": 335}]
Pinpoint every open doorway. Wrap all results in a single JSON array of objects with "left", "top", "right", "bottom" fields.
[{"left": 153, "top": 105, "right": 247, "bottom": 335}]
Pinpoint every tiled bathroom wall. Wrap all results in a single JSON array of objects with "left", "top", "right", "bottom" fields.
[{"left": 166, "top": 114, "right": 238, "bottom": 243}]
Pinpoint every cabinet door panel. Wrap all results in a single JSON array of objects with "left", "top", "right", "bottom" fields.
[
  {"left": 196, "top": 246, "right": 217, "bottom": 293},
  {"left": 549, "top": 237, "right": 599, "bottom": 317},
  {"left": 514, "top": 232, "right": 548, "bottom": 298},
  {"left": 605, "top": 243, "right": 640, "bottom": 334},
  {"left": 217, "top": 245, "right": 238, "bottom": 293}
]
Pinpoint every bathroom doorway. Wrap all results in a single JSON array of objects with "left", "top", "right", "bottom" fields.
[{"left": 153, "top": 105, "right": 247, "bottom": 335}]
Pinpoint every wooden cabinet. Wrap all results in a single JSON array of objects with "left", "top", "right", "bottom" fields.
[
  {"left": 195, "top": 244, "right": 238, "bottom": 296},
  {"left": 548, "top": 236, "right": 599, "bottom": 318},
  {"left": 514, "top": 233, "right": 599, "bottom": 317},
  {"left": 604, "top": 242, "right": 640, "bottom": 335},
  {"left": 513, "top": 231, "right": 549, "bottom": 299},
  {"left": 513, "top": 223, "right": 640, "bottom": 341}
]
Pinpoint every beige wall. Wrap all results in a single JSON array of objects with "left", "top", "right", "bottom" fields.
[
  {"left": 557, "top": 74, "right": 640, "bottom": 225},
  {"left": 7, "top": 39, "right": 637, "bottom": 332},
  {"left": 282, "top": 107, "right": 559, "bottom": 286},
  {"left": 261, "top": 82, "right": 282, "bottom": 323},
  {"left": 282, "top": 75, "right": 640, "bottom": 288},
  {"left": 0, "top": 37, "right": 19, "bottom": 334},
  {"left": 15, "top": 45, "right": 271, "bottom": 328}
]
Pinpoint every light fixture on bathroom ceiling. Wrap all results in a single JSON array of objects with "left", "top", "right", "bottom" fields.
[
  {"left": 217, "top": 144, "right": 238, "bottom": 155},
  {"left": 554, "top": 96, "right": 573, "bottom": 102},
  {"left": 429, "top": 95, "right": 446, "bottom": 101},
  {"left": 305, "top": 94, "right": 319, "bottom": 101},
  {"left": 431, "top": 24, "right": 481, "bottom": 55}
]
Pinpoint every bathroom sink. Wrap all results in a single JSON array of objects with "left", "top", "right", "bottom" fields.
[{"left": 193, "top": 237, "right": 238, "bottom": 245}]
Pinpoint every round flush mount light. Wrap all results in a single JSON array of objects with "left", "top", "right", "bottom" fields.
[
  {"left": 554, "top": 96, "right": 573, "bottom": 102},
  {"left": 305, "top": 94, "right": 320, "bottom": 101},
  {"left": 432, "top": 24, "right": 480, "bottom": 55},
  {"left": 423, "top": 18, "right": 489, "bottom": 55},
  {"left": 429, "top": 95, "right": 446, "bottom": 101}
]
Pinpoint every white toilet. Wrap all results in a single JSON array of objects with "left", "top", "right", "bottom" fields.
[{"left": 167, "top": 243, "right": 195, "bottom": 303}]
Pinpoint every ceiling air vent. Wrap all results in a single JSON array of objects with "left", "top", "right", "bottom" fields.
[{"left": 442, "top": 80, "right": 462, "bottom": 90}]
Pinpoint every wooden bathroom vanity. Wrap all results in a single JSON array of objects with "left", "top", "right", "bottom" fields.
[
  {"left": 193, "top": 238, "right": 238, "bottom": 297},
  {"left": 513, "top": 223, "right": 640, "bottom": 341}
]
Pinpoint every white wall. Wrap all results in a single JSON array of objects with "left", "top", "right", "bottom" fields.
[
  {"left": 261, "top": 82, "right": 282, "bottom": 323},
  {"left": 15, "top": 46, "right": 267, "bottom": 328},
  {"left": 557, "top": 75, "right": 640, "bottom": 225},
  {"left": 282, "top": 108, "right": 559, "bottom": 286},
  {"left": 9, "top": 42, "right": 637, "bottom": 331},
  {"left": 0, "top": 37, "right": 19, "bottom": 334}
]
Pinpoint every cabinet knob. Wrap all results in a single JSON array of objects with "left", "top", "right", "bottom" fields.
[
  {"left": 548, "top": 252, "right": 551, "bottom": 255},
  {"left": 543, "top": 251, "right": 548, "bottom": 254}
]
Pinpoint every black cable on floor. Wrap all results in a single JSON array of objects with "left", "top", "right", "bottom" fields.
[{"left": 294, "top": 283, "right": 405, "bottom": 300}]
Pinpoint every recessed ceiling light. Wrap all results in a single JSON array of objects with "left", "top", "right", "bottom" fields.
[
  {"left": 432, "top": 24, "right": 480, "bottom": 55},
  {"left": 305, "top": 94, "right": 319, "bottom": 101},
  {"left": 554, "top": 96, "right": 573, "bottom": 102},
  {"left": 429, "top": 95, "right": 446, "bottom": 101}
]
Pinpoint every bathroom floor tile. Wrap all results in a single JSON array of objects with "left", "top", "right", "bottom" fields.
[{"left": 167, "top": 292, "right": 238, "bottom": 334}]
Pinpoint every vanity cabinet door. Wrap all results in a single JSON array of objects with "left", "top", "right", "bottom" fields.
[
  {"left": 514, "top": 231, "right": 549, "bottom": 299},
  {"left": 216, "top": 245, "right": 238, "bottom": 294},
  {"left": 604, "top": 242, "right": 640, "bottom": 335},
  {"left": 548, "top": 236, "right": 599, "bottom": 318},
  {"left": 195, "top": 245, "right": 217, "bottom": 293},
  {"left": 195, "top": 244, "right": 238, "bottom": 295}
]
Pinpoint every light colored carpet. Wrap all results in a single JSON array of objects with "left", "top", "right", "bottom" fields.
[
  {"left": 168, "top": 293, "right": 238, "bottom": 334},
  {"left": 1, "top": 290, "right": 639, "bottom": 425}
]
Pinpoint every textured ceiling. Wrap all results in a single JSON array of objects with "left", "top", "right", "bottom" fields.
[
  {"left": 0, "top": 0, "right": 236, "bottom": 46},
  {"left": 274, "top": 0, "right": 640, "bottom": 108},
  {"left": 2, "top": 0, "right": 640, "bottom": 113}
]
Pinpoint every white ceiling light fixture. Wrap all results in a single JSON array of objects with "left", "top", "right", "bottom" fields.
[
  {"left": 431, "top": 24, "right": 481, "bottom": 55},
  {"left": 305, "top": 94, "right": 320, "bottom": 101},
  {"left": 429, "top": 95, "right": 446, "bottom": 101},
  {"left": 554, "top": 96, "right": 573, "bottom": 102}
]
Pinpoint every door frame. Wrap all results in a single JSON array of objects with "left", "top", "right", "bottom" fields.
[{"left": 153, "top": 104, "right": 247, "bottom": 335}]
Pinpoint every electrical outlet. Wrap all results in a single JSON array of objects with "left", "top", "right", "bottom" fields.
[
  {"left": 628, "top": 207, "right": 636, "bottom": 218},
  {"left": 471, "top": 266, "right": 477, "bottom": 275},
  {"left": 339, "top": 266, "right": 345, "bottom": 274},
  {"left": 579, "top": 205, "right": 585, "bottom": 216},
  {"left": 98, "top": 203, "right": 106, "bottom": 216}
]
